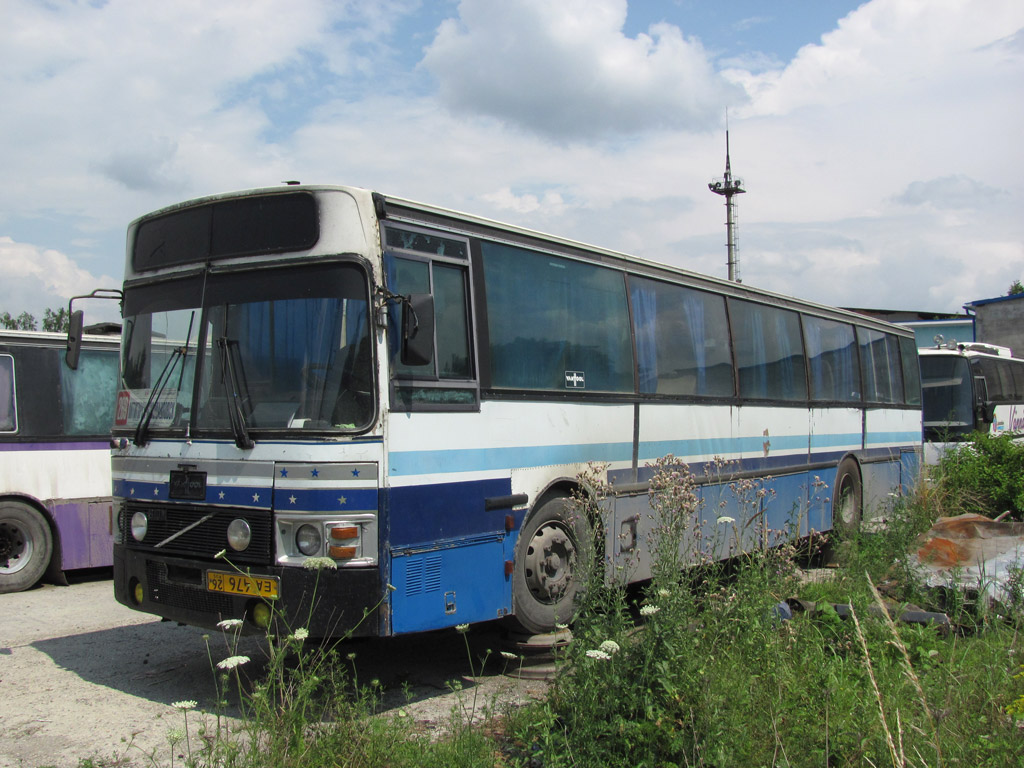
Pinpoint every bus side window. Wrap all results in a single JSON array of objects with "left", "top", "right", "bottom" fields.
[
  {"left": 60, "top": 348, "right": 119, "bottom": 436},
  {"left": 630, "top": 276, "right": 733, "bottom": 397},
  {"left": 857, "top": 328, "right": 903, "bottom": 404},
  {"left": 384, "top": 250, "right": 477, "bottom": 410},
  {"left": 899, "top": 335, "right": 922, "bottom": 406},
  {"left": 730, "top": 299, "right": 807, "bottom": 401},
  {"left": 0, "top": 354, "right": 16, "bottom": 432},
  {"left": 803, "top": 316, "right": 860, "bottom": 402},
  {"left": 481, "top": 242, "right": 633, "bottom": 393}
]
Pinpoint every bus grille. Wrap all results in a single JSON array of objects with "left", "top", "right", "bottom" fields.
[{"left": 123, "top": 501, "right": 273, "bottom": 565}]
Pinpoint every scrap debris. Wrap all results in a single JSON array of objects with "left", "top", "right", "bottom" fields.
[{"left": 913, "top": 513, "right": 1024, "bottom": 611}]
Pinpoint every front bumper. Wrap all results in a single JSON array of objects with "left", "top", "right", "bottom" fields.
[{"left": 113, "top": 546, "right": 386, "bottom": 638}]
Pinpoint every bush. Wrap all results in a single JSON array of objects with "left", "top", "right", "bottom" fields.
[{"left": 937, "top": 433, "right": 1024, "bottom": 519}]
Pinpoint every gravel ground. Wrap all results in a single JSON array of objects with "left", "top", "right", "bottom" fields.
[{"left": 0, "top": 573, "right": 550, "bottom": 768}]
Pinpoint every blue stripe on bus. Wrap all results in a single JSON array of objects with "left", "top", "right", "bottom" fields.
[
  {"left": 388, "top": 442, "right": 632, "bottom": 476},
  {"left": 388, "top": 431, "right": 921, "bottom": 477},
  {"left": 272, "top": 487, "right": 378, "bottom": 513},
  {"left": 809, "top": 432, "right": 865, "bottom": 449}
]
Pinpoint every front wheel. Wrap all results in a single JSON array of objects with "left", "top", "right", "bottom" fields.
[
  {"left": 0, "top": 501, "right": 53, "bottom": 594},
  {"left": 510, "top": 496, "right": 593, "bottom": 635}
]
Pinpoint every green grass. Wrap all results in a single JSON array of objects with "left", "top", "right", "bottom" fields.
[{"left": 83, "top": 448, "right": 1024, "bottom": 767}]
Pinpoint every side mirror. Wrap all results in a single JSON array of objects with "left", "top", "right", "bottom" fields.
[
  {"left": 401, "top": 293, "right": 434, "bottom": 367},
  {"left": 66, "top": 309, "right": 85, "bottom": 370},
  {"left": 64, "top": 288, "right": 123, "bottom": 370}
]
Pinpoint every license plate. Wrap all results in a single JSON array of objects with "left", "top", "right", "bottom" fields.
[
  {"left": 169, "top": 470, "right": 207, "bottom": 500},
  {"left": 206, "top": 570, "right": 279, "bottom": 599}
]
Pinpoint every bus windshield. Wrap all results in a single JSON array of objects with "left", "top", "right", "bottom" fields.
[
  {"left": 920, "top": 354, "right": 974, "bottom": 440},
  {"left": 119, "top": 261, "right": 374, "bottom": 436}
]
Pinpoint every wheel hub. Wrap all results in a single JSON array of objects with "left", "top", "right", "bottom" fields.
[
  {"left": 0, "top": 521, "right": 30, "bottom": 573},
  {"left": 525, "top": 522, "right": 576, "bottom": 604}
]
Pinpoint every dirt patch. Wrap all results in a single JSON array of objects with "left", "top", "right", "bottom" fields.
[{"left": 0, "top": 574, "right": 549, "bottom": 767}]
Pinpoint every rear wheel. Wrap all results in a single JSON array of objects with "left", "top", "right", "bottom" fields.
[
  {"left": 510, "top": 496, "right": 593, "bottom": 634},
  {"left": 0, "top": 501, "right": 53, "bottom": 594},
  {"left": 832, "top": 458, "right": 863, "bottom": 538}
]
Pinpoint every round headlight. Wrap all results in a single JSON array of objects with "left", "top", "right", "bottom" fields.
[
  {"left": 227, "top": 518, "right": 252, "bottom": 551},
  {"left": 296, "top": 524, "right": 321, "bottom": 556},
  {"left": 131, "top": 511, "right": 148, "bottom": 541}
]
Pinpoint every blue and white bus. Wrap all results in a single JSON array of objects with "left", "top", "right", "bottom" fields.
[
  {"left": 1, "top": 329, "right": 120, "bottom": 593},
  {"left": 88, "top": 185, "right": 922, "bottom": 637}
]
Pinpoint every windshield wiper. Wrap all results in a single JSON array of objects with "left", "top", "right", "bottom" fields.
[
  {"left": 134, "top": 348, "right": 188, "bottom": 446},
  {"left": 217, "top": 337, "right": 254, "bottom": 450},
  {"left": 133, "top": 313, "right": 196, "bottom": 446}
]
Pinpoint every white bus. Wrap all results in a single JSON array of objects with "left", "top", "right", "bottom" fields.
[
  {"left": 84, "top": 185, "right": 922, "bottom": 637},
  {"left": 919, "top": 340, "right": 1024, "bottom": 463},
  {"left": 1, "top": 329, "right": 119, "bottom": 593}
]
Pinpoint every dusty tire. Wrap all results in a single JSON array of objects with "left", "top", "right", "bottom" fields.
[
  {"left": 510, "top": 496, "right": 593, "bottom": 634},
  {"left": 0, "top": 501, "right": 53, "bottom": 594},
  {"left": 831, "top": 458, "right": 863, "bottom": 538}
]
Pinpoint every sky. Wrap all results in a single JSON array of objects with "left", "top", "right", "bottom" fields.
[{"left": 1, "top": 0, "right": 1022, "bottom": 326}]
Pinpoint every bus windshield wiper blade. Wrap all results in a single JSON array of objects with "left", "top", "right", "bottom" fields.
[
  {"left": 133, "top": 346, "right": 184, "bottom": 447},
  {"left": 217, "top": 337, "right": 254, "bottom": 450},
  {"left": 132, "top": 310, "right": 196, "bottom": 447}
]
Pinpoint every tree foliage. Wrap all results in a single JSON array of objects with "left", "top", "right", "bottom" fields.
[
  {"left": 0, "top": 311, "right": 36, "bottom": 330},
  {"left": 0, "top": 307, "right": 70, "bottom": 333}
]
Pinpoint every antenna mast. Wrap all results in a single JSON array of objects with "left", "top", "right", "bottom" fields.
[{"left": 708, "top": 129, "right": 746, "bottom": 282}]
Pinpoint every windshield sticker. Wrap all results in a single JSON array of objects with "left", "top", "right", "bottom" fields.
[
  {"left": 564, "top": 371, "right": 586, "bottom": 389},
  {"left": 115, "top": 388, "right": 178, "bottom": 427}
]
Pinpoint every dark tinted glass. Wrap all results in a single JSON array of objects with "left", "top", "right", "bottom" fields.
[
  {"left": 482, "top": 242, "right": 632, "bottom": 393},
  {"left": 803, "top": 316, "right": 860, "bottom": 402},
  {"left": 730, "top": 299, "right": 807, "bottom": 401},
  {"left": 133, "top": 192, "right": 318, "bottom": 271},
  {"left": 0, "top": 355, "right": 15, "bottom": 432},
  {"left": 630, "top": 276, "right": 733, "bottom": 397},
  {"left": 858, "top": 328, "right": 903, "bottom": 404},
  {"left": 899, "top": 336, "right": 922, "bottom": 406}
]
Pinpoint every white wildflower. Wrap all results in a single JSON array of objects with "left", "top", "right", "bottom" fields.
[
  {"left": 455, "top": 623, "right": 470, "bottom": 633},
  {"left": 216, "top": 655, "right": 250, "bottom": 670},
  {"left": 216, "top": 618, "right": 243, "bottom": 630},
  {"left": 292, "top": 627, "right": 309, "bottom": 642},
  {"left": 599, "top": 640, "right": 621, "bottom": 655},
  {"left": 585, "top": 650, "right": 611, "bottom": 661},
  {"left": 500, "top": 651, "right": 518, "bottom": 660},
  {"left": 171, "top": 700, "right": 197, "bottom": 710},
  {"left": 640, "top": 605, "right": 660, "bottom": 616},
  {"left": 303, "top": 557, "right": 337, "bottom": 570},
  {"left": 717, "top": 516, "right": 735, "bottom": 525}
]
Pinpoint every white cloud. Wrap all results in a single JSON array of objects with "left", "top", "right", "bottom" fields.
[
  {"left": 421, "top": 0, "right": 743, "bottom": 139},
  {"left": 0, "top": 238, "right": 120, "bottom": 324},
  {"left": 894, "top": 175, "right": 1006, "bottom": 210},
  {"left": 0, "top": 0, "right": 1021, "bottom": 320}
]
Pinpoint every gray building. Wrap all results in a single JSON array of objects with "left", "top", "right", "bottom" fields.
[{"left": 965, "top": 293, "right": 1024, "bottom": 357}]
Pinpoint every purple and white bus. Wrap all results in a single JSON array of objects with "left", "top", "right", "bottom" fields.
[{"left": 0, "top": 329, "right": 119, "bottom": 593}]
